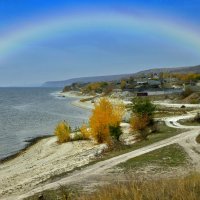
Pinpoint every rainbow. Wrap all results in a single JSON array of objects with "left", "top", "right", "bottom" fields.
[{"left": 0, "top": 11, "right": 200, "bottom": 61}]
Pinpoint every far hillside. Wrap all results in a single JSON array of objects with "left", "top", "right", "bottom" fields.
[{"left": 42, "top": 65, "right": 200, "bottom": 87}]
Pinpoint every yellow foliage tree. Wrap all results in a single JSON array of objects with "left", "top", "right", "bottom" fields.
[
  {"left": 54, "top": 121, "right": 71, "bottom": 143},
  {"left": 89, "top": 98, "right": 125, "bottom": 144}
]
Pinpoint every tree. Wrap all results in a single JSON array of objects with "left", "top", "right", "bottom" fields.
[
  {"left": 89, "top": 98, "right": 125, "bottom": 144},
  {"left": 131, "top": 98, "right": 156, "bottom": 118},
  {"left": 130, "top": 98, "right": 156, "bottom": 139},
  {"left": 54, "top": 121, "right": 71, "bottom": 143}
]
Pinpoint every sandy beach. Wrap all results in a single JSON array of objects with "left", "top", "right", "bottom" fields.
[{"left": 0, "top": 136, "right": 107, "bottom": 199}]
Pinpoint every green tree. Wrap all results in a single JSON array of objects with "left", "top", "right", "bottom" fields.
[
  {"left": 130, "top": 98, "right": 156, "bottom": 140},
  {"left": 131, "top": 97, "right": 156, "bottom": 118}
]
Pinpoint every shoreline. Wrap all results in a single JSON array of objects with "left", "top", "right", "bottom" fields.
[
  {"left": 0, "top": 135, "right": 53, "bottom": 164},
  {"left": 0, "top": 135, "right": 106, "bottom": 199}
]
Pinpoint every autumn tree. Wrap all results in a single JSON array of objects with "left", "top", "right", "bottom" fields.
[
  {"left": 89, "top": 98, "right": 125, "bottom": 144},
  {"left": 54, "top": 121, "right": 71, "bottom": 143}
]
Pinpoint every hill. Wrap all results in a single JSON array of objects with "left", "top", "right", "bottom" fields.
[
  {"left": 42, "top": 65, "right": 200, "bottom": 87},
  {"left": 135, "top": 65, "right": 200, "bottom": 75},
  {"left": 42, "top": 74, "right": 132, "bottom": 87}
]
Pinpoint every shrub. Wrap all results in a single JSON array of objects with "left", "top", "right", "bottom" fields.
[
  {"left": 54, "top": 122, "right": 71, "bottom": 143},
  {"left": 80, "top": 124, "right": 91, "bottom": 140},
  {"left": 73, "top": 133, "right": 84, "bottom": 141},
  {"left": 109, "top": 125, "right": 123, "bottom": 141},
  {"left": 130, "top": 115, "right": 150, "bottom": 139},
  {"left": 130, "top": 115, "right": 149, "bottom": 131}
]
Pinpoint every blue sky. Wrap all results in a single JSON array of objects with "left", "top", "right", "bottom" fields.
[{"left": 0, "top": 0, "right": 200, "bottom": 86}]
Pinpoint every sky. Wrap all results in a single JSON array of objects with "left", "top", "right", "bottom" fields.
[{"left": 0, "top": 0, "right": 200, "bottom": 86}]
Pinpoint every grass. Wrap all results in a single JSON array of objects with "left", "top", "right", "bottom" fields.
[
  {"left": 154, "top": 111, "right": 186, "bottom": 118},
  {"left": 117, "top": 144, "right": 189, "bottom": 171},
  {"left": 77, "top": 173, "right": 200, "bottom": 200},
  {"left": 196, "top": 134, "right": 200, "bottom": 143},
  {"left": 96, "top": 122, "right": 183, "bottom": 162},
  {"left": 25, "top": 186, "right": 79, "bottom": 200},
  {"left": 179, "top": 119, "right": 200, "bottom": 126},
  {"left": 154, "top": 106, "right": 194, "bottom": 118},
  {"left": 27, "top": 173, "right": 200, "bottom": 200}
]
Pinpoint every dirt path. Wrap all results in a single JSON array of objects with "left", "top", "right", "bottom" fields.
[{"left": 12, "top": 116, "right": 200, "bottom": 200}]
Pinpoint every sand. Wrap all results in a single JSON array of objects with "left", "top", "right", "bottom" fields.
[{"left": 0, "top": 137, "right": 107, "bottom": 199}]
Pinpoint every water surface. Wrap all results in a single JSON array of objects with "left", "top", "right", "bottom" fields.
[{"left": 0, "top": 88, "right": 90, "bottom": 159}]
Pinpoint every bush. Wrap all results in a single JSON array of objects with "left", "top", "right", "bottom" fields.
[
  {"left": 130, "top": 115, "right": 149, "bottom": 139},
  {"left": 80, "top": 124, "right": 91, "bottom": 140},
  {"left": 54, "top": 122, "right": 71, "bottom": 143},
  {"left": 73, "top": 133, "right": 84, "bottom": 141},
  {"left": 130, "top": 115, "right": 149, "bottom": 131},
  {"left": 109, "top": 125, "right": 123, "bottom": 141}
]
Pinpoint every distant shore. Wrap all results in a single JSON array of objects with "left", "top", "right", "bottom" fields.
[{"left": 60, "top": 91, "right": 95, "bottom": 110}]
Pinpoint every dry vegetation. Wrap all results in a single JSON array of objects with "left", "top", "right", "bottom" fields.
[
  {"left": 27, "top": 173, "right": 200, "bottom": 200},
  {"left": 54, "top": 121, "right": 71, "bottom": 143},
  {"left": 77, "top": 173, "right": 200, "bottom": 200}
]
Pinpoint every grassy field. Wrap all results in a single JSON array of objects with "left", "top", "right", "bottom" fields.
[{"left": 117, "top": 144, "right": 189, "bottom": 171}]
